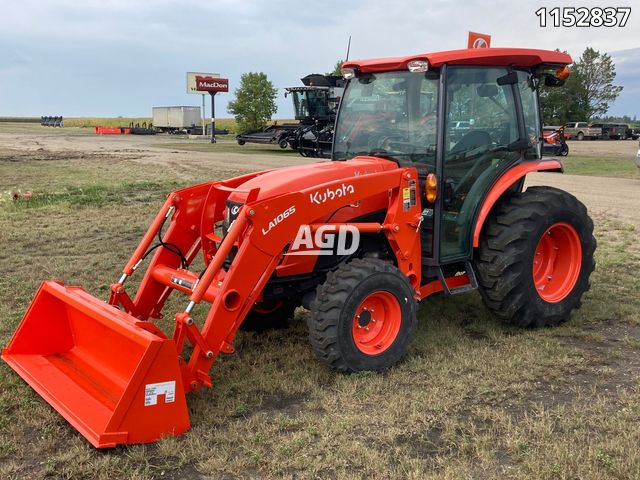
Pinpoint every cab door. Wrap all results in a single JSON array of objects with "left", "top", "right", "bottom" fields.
[{"left": 438, "top": 67, "right": 527, "bottom": 262}]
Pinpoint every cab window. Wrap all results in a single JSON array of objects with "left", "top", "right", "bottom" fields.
[{"left": 440, "top": 67, "right": 521, "bottom": 261}]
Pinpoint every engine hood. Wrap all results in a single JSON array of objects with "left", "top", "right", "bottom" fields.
[{"left": 227, "top": 157, "right": 399, "bottom": 204}]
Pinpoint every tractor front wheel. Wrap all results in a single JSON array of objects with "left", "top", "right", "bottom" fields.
[
  {"left": 474, "top": 186, "right": 596, "bottom": 328},
  {"left": 308, "top": 258, "right": 417, "bottom": 372}
]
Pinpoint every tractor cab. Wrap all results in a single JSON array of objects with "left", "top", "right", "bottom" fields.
[
  {"left": 334, "top": 49, "right": 570, "bottom": 263},
  {"left": 285, "top": 74, "right": 345, "bottom": 124},
  {"left": 287, "top": 87, "right": 335, "bottom": 123}
]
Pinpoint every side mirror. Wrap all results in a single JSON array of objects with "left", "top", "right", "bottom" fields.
[{"left": 544, "top": 74, "right": 565, "bottom": 87}]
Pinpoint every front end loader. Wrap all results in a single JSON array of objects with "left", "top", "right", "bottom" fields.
[{"left": 3, "top": 48, "right": 596, "bottom": 447}]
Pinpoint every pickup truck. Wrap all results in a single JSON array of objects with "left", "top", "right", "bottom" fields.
[{"left": 564, "top": 122, "right": 602, "bottom": 140}]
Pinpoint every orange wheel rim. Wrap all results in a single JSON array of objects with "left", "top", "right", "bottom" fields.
[
  {"left": 532, "top": 222, "right": 582, "bottom": 303},
  {"left": 351, "top": 290, "right": 401, "bottom": 355}
]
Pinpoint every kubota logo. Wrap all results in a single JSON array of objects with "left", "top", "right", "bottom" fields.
[
  {"left": 286, "top": 225, "right": 360, "bottom": 256},
  {"left": 472, "top": 38, "right": 489, "bottom": 48},
  {"left": 261, "top": 206, "right": 296, "bottom": 235},
  {"left": 309, "top": 183, "right": 355, "bottom": 205}
]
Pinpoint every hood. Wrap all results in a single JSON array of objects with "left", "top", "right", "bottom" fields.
[{"left": 227, "top": 157, "right": 399, "bottom": 204}]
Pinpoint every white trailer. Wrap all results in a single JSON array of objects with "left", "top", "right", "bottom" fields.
[{"left": 152, "top": 106, "right": 201, "bottom": 133}]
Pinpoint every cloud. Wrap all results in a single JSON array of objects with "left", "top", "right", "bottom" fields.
[{"left": 0, "top": 0, "right": 638, "bottom": 118}]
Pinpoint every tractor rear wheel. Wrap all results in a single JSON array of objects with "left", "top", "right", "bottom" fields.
[
  {"left": 308, "top": 258, "right": 417, "bottom": 372},
  {"left": 474, "top": 186, "right": 596, "bottom": 328}
]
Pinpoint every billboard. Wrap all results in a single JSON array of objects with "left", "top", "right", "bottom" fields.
[
  {"left": 195, "top": 76, "right": 229, "bottom": 93},
  {"left": 186, "top": 72, "right": 221, "bottom": 94}
]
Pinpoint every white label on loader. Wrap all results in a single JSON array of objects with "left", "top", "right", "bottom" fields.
[{"left": 144, "top": 381, "right": 176, "bottom": 406}]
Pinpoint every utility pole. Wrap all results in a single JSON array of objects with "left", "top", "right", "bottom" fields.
[{"left": 210, "top": 92, "right": 216, "bottom": 143}]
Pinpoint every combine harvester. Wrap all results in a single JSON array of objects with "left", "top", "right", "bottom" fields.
[
  {"left": 3, "top": 48, "right": 595, "bottom": 447},
  {"left": 285, "top": 74, "right": 344, "bottom": 158},
  {"left": 236, "top": 74, "right": 343, "bottom": 157}
]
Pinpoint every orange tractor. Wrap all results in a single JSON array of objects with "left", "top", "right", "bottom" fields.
[{"left": 3, "top": 48, "right": 595, "bottom": 447}]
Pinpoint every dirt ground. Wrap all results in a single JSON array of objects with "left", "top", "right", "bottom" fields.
[
  {"left": 1, "top": 129, "right": 638, "bottom": 226},
  {"left": 0, "top": 130, "right": 311, "bottom": 181},
  {"left": 0, "top": 126, "right": 639, "bottom": 479}
]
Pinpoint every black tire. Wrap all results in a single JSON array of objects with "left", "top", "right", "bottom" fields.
[
  {"left": 308, "top": 258, "right": 417, "bottom": 372},
  {"left": 560, "top": 143, "right": 569, "bottom": 156},
  {"left": 474, "top": 186, "right": 596, "bottom": 328},
  {"left": 240, "top": 300, "right": 296, "bottom": 332},
  {"left": 576, "top": 132, "right": 584, "bottom": 141},
  {"left": 237, "top": 139, "right": 246, "bottom": 146},
  {"left": 278, "top": 138, "right": 289, "bottom": 149}
]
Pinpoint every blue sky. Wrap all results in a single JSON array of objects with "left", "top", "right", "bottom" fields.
[{"left": 0, "top": 0, "right": 637, "bottom": 119}]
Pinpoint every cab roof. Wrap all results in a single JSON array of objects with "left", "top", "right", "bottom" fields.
[{"left": 342, "top": 48, "right": 572, "bottom": 73}]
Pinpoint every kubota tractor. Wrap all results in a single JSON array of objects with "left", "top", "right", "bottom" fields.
[{"left": 3, "top": 48, "right": 596, "bottom": 448}]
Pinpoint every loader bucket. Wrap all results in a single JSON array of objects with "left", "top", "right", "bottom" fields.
[{"left": 2, "top": 280, "right": 190, "bottom": 448}]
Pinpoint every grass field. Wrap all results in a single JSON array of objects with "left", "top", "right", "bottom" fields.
[{"left": 0, "top": 141, "right": 639, "bottom": 479}]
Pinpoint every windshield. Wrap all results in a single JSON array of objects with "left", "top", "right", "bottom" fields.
[
  {"left": 291, "top": 89, "right": 330, "bottom": 120},
  {"left": 333, "top": 71, "right": 439, "bottom": 165}
]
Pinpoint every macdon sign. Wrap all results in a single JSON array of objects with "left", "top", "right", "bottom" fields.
[{"left": 196, "top": 76, "right": 229, "bottom": 93}]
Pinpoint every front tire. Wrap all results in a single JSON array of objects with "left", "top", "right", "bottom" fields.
[
  {"left": 474, "top": 186, "right": 596, "bottom": 328},
  {"left": 308, "top": 259, "right": 417, "bottom": 372}
]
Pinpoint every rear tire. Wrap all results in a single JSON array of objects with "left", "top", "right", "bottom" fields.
[
  {"left": 474, "top": 186, "right": 596, "bottom": 328},
  {"left": 577, "top": 132, "right": 584, "bottom": 140},
  {"left": 308, "top": 258, "right": 417, "bottom": 372},
  {"left": 237, "top": 139, "right": 246, "bottom": 145}
]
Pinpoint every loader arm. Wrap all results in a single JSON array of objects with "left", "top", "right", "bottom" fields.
[
  {"left": 1, "top": 161, "right": 423, "bottom": 447},
  {"left": 128, "top": 164, "right": 424, "bottom": 392},
  {"left": 0, "top": 151, "right": 561, "bottom": 447}
]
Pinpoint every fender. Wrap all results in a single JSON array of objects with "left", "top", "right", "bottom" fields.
[{"left": 472, "top": 159, "right": 563, "bottom": 248}]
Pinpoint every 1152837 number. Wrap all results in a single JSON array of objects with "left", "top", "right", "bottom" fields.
[{"left": 535, "top": 7, "right": 631, "bottom": 27}]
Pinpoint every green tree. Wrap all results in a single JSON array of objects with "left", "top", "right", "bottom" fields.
[
  {"left": 227, "top": 72, "right": 278, "bottom": 131},
  {"left": 327, "top": 60, "right": 344, "bottom": 76},
  {"left": 539, "top": 71, "right": 588, "bottom": 124},
  {"left": 539, "top": 47, "right": 623, "bottom": 124},
  {"left": 574, "top": 47, "right": 623, "bottom": 119}
]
